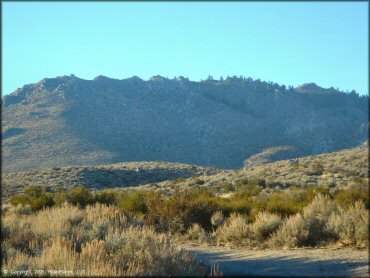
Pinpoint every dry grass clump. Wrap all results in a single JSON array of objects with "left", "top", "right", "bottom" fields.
[
  {"left": 214, "top": 211, "right": 282, "bottom": 246},
  {"left": 215, "top": 213, "right": 251, "bottom": 245},
  {"left": 213, "top": 193, "right": 369, "bottom": 249},
  {"left": 210, "top": 211, "right": 225, "bottom": 228},
  {"left": 269, "top": 213, "right": 308, "bottom": 247},
  {"left": 300, "top": 194, "right": 337, "bottom": 245},
  {"left": 2, "top": 204, "right": 206, "bottom": 276},
  {"left": 269, "top": 194, "right": 337, "bottom": 247},
  {"left": 4, "top": 230, "right": 204, "bottom": 276},
  {"left": 269, "top": 194, "right": 369, "bottom": 248},
  {"left": 185, "top": 224, "right": 209, "bottom": 243},
  {"left": 327, "top": 201, "right": 368, "bottom": 247},
  {"left": 250, "top": 212, "right": 282, "bottom": 242}
]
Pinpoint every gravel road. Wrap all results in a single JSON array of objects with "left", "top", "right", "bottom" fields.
[{"left": 182, "top": 244, "right": 368, "bottom": 277}]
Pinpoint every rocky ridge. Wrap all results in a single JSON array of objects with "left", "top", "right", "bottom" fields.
[{"left": 2, "top": 74, "right": 368, "bottom": 172}]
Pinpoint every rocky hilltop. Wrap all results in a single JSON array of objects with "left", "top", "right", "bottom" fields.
[{"left": 2, "top": 75, "right": 368, "bottom": 172}]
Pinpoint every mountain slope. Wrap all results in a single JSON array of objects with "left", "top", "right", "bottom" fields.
[
  {"left": 131, "top": 143, "right": 368, "bottom": 194},
  {"left": 2, "top": 161, "right": 219, "bottom": 198},
  {"left": 2, "top": 75, "right": 368, "bottom": 172}
]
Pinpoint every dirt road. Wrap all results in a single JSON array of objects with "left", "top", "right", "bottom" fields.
[{"left": 182, "top": 244, "right": 369, "bottom": 277}]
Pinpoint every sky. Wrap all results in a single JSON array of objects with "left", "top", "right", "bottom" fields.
[{"left": 2, "top": 2, "right": 369, "bottom": 96}]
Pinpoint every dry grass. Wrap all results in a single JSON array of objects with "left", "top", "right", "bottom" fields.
[
  {"left": 328, "top": 201, "right": 369, "bottom": 246},
  {"left": 250, "top": 212, "right": 282, "bottom": 242},
  {"left": 269, "top": 213, "right": 308, "bottom": 247},
  {"left": 212, "top": 194, "right": 368, "bottom": 249},
  {"left": 185, "top": 224, "right": 209, "bottom": 244},
  {"left": 215, "top": 213, "right": 252, "bottom": 245},
  {"left": 1, "top": 203, "right": 206, "bottom": 276}
]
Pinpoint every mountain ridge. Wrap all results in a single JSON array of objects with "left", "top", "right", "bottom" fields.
[{"left": 2, "top": 74, "right": 368, "bottom": 172}]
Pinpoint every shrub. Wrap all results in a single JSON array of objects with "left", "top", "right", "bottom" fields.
[
  {"left": 266, "top": 192, "right": 301, "bottom": 217},
  {"left": 251, "top": 212, "right": 282, "bottom": 241},
  {"left": 301, "top": 194, "right": 337, "bottom": 245},
  {"left": 66, "top": 186, "right": 94, "bottom": 208},
  {"left": 54, "top": 191, "right": 67, "bottom": 206},
  {"left": 94, "top": 190, "right": 118, "bottom": 205},
  {"left": 9, "top": 186, "right": 54, "bottom": 212},
  {"left": 263, "top": 187, "right": 319, "bottom": 217},
  {"left": 29, "top": 192, "right": 54, "bottom": 211},
  {"left": 146, "top": 188, "right": 219, "bottom": 233},
  {"left": 10, "top": 194, "right": 30, "bottom": 207},
  {"left": 327, "top": 200, "right": 369, "bottom": 246},
  {"left": 334, "top": 184, "right": 369, "bottom": 209},
  {"left": 307, "top": 162, "right": 324, "bottom": 176},
  {"left": 215, "top": 213, "right": 251, "bottom": 244},
  {"left": 270, "top": 213, "right": 308, "bottom": 247},
  {"left": 186, "top": 223, "right": 208, "bottom": 243},
  {"left": 119, "top": 191, "right": 148, "bottom": 216},
  {"left": 270, "top": 194, "right": 338, "bottom": 247},
  {"left": 211, "top": 211, "right": 225, "bottom": 228},
  {"left": 24, "top": 186, "right": 44, "bottom": 198},
  {"left": 2, "top": 205, "right": 206, "bottom": 276}
]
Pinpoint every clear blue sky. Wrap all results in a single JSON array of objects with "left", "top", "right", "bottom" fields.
[{"left": 3, "top": 2, "right": 368, "bottom": 95}]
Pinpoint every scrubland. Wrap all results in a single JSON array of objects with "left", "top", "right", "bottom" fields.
[
  {"left": 2, "top": 177, "right": 368, "bottom": 276},
  {"left": 2, "top": 145, "right": 368, "bottom": 276},
  {"left": 1, "top": 202, "right": 206, "bottom": 276}
]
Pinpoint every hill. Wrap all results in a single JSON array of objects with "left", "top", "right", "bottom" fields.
[
  {"left": 2, "top": 144, "right": 367, "bottom": 198},
  {"left": 1, "top": 161, "right": 218, "bottom": 198},
  {"left": 131, "top": 143, "right": 368, "bottom": 194},
  {"left": 2, "top": 75, "right": 368, "bottom": 172}
]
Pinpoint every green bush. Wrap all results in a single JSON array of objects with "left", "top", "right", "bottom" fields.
[
  {"left": 146, "top": 187, "right": 219, "bottom": 233},
  {"left": 266, "top": 193, "right": 300, "bottom": 217},
  {"left": 94, "top": 190, "right": 118, "bottom": 205},
  {"left": 66, "top": 185, "right": 94, "bottom": 208},
  {"left": 24, "top": 186, "right": 44, "bottom": 198},
  {"left": 265, "top": 189, "right": 315, "bottom": 217},
  {"left": 118, "top": 191, "right": 148, "bottom": 216},
  {"left": 10, "top": 186, "right": 54, "bottom": 212},
  {"left": 29, "top": 192, "right": 54, "bottom": 211},
  {"left": 10, "top": 194, "right": 30, "bottom": 207},
  {"left": 334, "top": 184, "right": 368, "bottom": 209},
  {"left": 54, "top": 191, "right": 67, "bottom": 206},
  {"left": 178, "top": 187, "right": 251, "bottom": 223}
]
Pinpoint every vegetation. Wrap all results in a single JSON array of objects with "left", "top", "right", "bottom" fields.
[
  {"left": 6, "top": 182, "right": 368, "bottom": 247},
  {"left": 1, "top": 203, "right": 205, "bottom": 276},
  {"left": 2, "top": 176, "right": 368, "bottom": 276},
  {"left": 10, "top": 186, "right": 54, "bottom": 212},
  {"left": 3, "top": 145, "right": 368, "bottom": 276}
]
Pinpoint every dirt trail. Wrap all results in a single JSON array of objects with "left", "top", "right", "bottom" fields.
[{"left": 182, "top": 244, "right": 369, "bottom": 277}]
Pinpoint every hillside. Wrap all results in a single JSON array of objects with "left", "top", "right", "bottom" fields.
[
  {"left": 2, "top": 75, "right": 368, "bottom": 172},
  {"left": 3, "top": 144, "right": 367, "bottom": 199},
  {"left": 1, "top": 161, "right": 218, "bottom": 198},
  {"left": 130, "top": 143, "right": 368, "bottom": 194}
]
